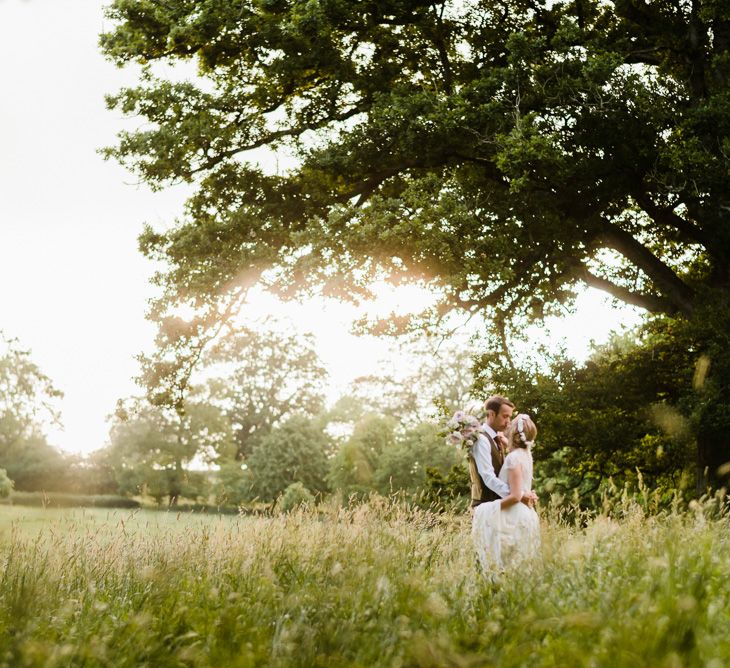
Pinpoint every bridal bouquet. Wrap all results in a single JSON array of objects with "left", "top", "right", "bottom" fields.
[{"left": 445, "top": 410, "right": 485, "bottom": 455}]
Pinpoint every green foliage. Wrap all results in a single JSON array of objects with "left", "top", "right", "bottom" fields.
[
  {"left": 422, "top": 464, "right": 471, "bottom": 512},
  {"left": 0, "top": 332, "right": 62, "bottom": 439},
  {"left": 211, "top": 460, "right": 251, "bottom": 508},
  {"left": 62, "top": 450, "right": 121, "bottom": 496},
  {"left": 0, "top": 497, "right": 728, "bottom": 665},
  {"left": 0, "top": 333, "right": 68, "bottom": 491},
  {"left": 101, "top": 0, "right": 730, "bottom": 354},
  {"left": 0, "top": 335, "right": 117, "bottom": 493},
  {"left": 0, "top": 433, "right": 71, "bottom": 492},
  {"left": 108, "top": 398, "right": 230, "bottom": 504},
  {"left": 278, "top": 481, "right": 315, "bottom": 513},
  {"left": 101, "top": 0, "right": 730, "bottom": 489},
  {"left": 245, "top": 416, "right": 331, "bottom": 503},
  {"left": 322, "top": 344, "right": 474, "bottom": 501},
  {"left": 327, "top": 414, "right": 397, "bottom": 498},
  {"left": 107, "top": 332, "right": 471, "bottom": 506},
  {"left": 0, "top": 469, "right": 12, "bottom": 499},
  {"left": 0, "top": 491, "right": 139, "bottom": 509},
  {"left": 683, "top": 302, "right": 730, "bottom": 490},
  {"left": 336, "top": 341, "right": 477, "bottom": 425},
  {"left": 110, "top": 323, "right": 329, "bottom": 505},
  {"left": 373, "top": 422, "right": 461, "bottom": 495},
  {"left": 328, "top": 414, "right": 463, "bottom": 500},
  {"left": 202, "top": 324, "right": 328, "bottom": 460},
  {"left": 477, "top": 312, "right": 730, "bottom": 504}
]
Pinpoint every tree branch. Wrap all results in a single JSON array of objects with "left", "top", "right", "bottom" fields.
[
  {"left": 633, "top": 190, "right": 725, "bottom": 262},
  {"left": 597, "top": 221, "right": 695, "bottom": 316},
  {"left": 575, "top": 266, "right": 676, "bottom": 314},
  {"left": 623, "top": 48, "right": 665, "bottom": 66},
  {"left": 430, "top": 3, "right": 454, "bottom": 95},
  {"left": 185, "top": 102, "right": 369, "bottom": 178}
]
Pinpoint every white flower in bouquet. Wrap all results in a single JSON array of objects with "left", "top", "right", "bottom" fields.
[{"left": 444, "top": 409, "right": 485, "bottom": 455}]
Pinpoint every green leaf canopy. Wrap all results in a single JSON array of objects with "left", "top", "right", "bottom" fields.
[{"left": 101, "top": 0, "right": 730, "bottom": 328}]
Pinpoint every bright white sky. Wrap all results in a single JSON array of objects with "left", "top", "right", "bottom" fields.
[{"left": 0, "top": 0, "right": 642, "bottom": 455}]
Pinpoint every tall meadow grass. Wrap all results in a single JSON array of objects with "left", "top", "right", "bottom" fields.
[{"left": 0, "top": 493, "right": 727, "bottom": 667}]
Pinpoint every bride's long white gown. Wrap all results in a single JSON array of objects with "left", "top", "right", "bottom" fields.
[{"left": 472, "top": 447, "right": 540, "bottom": 571}]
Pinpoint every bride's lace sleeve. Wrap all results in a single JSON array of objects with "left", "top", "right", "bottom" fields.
[
  {"left": 503, "top": 450, "right": 532, "bottom": 490},
  {"left": 503, "top": 451, "right": 521, "bottom": 469}
]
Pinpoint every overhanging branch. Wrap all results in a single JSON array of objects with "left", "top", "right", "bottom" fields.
[
  {"left": 575, "top": 266, "right": 676, "bottom": 314},
  {"left": 633, "top": 191, "right": 722, "bottom": 261},
  {"left": 598, "top": 221, "right": 695, "bottom": 316}
]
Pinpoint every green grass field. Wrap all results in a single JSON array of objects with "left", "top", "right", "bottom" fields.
[{"left": 0, "top": 497, "right": 727, "bottom": 667}]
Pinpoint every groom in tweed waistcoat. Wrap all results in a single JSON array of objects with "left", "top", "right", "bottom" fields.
[{"left": 469, "top": 395, "right": 536, "bottom": 507}]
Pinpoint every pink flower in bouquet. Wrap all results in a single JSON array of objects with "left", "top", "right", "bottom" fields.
[
  {"left": 448, "top": 431, "right": 464, "bottom": 445},
  {"left": 466, "top": 415, "right": 481, "bottom": 427},
  {"left": 444, "top": 407, "right": 486, "bottom": 454}
]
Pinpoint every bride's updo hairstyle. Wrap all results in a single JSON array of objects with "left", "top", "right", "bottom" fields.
[{"left": 507, "top": 413, "right": 537, "bottom": 450}]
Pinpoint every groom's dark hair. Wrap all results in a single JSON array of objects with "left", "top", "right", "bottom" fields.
[{"left": 484, "top": 395, "right": 515, "bottom": 413}]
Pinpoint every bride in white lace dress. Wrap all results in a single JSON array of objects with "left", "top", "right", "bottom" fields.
[{"left": 472, "top": 413, "right": 540, "bottom": 571}]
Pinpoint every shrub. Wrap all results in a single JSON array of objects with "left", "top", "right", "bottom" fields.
[
  {"left": 161, "top": 503, "right": 239, "bottom": 515},
  {"left": 278, "top": 482, "right": 315, "bottom": 513},
  {"left": 246, "top": 417, "right": 330, "bottom": 502},
  {"left": 5, "top": 491, "right": 140, "bottom": 508},
  {"left": 421, "top": 464, "right": 470, "bottom": 512},
  {"left": 0, "top": 468, "right": 12, "bottom": 498}
]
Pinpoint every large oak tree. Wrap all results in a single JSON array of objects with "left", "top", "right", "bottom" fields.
[{"left": 101, "top": 0, "right": 730, "bottom": 485}]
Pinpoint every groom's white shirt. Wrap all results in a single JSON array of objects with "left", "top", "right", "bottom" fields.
[{"left": 474, "top": 425, "right": 510, "bottom": 499}]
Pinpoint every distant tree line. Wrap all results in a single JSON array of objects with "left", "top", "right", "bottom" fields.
[
  {"left": 0, "top": 327, "right": 469, "bottom": 507},
  {"left": 102, "top": 324, "right": 468, "bottom": 507},
  {"left": 1, "top": 320, "right": 719, "bottom": 511}
]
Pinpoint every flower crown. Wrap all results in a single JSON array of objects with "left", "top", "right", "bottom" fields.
[{"left": 516, "top": 414, "right": 535, "bottom": 448}]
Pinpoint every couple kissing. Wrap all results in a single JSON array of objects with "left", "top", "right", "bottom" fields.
[{"left": 467, "top": 395, "right": 540, "bottom": 573}]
